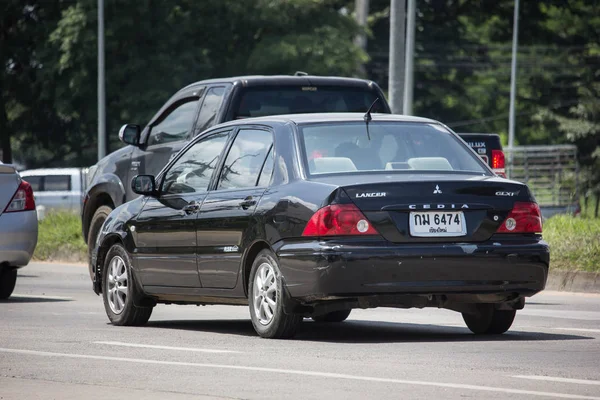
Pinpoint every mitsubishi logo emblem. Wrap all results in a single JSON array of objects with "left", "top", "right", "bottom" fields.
[{"left": 433, "top": 185, "right": 442, "bottom": 194}]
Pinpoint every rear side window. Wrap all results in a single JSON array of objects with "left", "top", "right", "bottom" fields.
[
  {"left": 218, "top": 129, "right": 273, "bottom": 190},
  {"left": 24, "top": 176, "right": 42, "bottom": 192},
  {"left": 233, "top": 86, "right": 385, "bottom": 119},
  {"left": 300, "top": 122, "right": 488, "bottom": 175}
]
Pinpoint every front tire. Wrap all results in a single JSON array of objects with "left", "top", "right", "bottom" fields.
[
  {"left": 0, "top": 268, "right": 17, "bottom": 299},
  {"left": 248, "top": 249, "right": 301, "bottom": 339},
  {"left": 88, "top": 205, "right": 113, "bottom": 280},
  {"left": 462, "top": 304, "right": 516, "bottom": 334},
  {"left": 102, "top": 243, "right": 152, "bottom": 326},
  {"left": 312, "top": 309, "right": 352, "bottom": 323}
]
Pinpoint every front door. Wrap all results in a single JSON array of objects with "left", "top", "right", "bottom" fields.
[
  {"left": 196, "top": 128, "right": 274, "bottom": 289},
  {"left": 134, "top": 131, "right": 231, "bottom": 288},
  {"left": 125, "top": 92, "right": 203, "bottom": 201}
]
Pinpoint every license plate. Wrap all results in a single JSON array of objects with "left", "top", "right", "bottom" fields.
[{"left": 409, "top": 211, "right": 466, "bottom": 237}]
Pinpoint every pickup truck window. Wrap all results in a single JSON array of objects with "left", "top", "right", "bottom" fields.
[
  {"left": 194, "top": 87, "right": 226, "bottom": 136},
  {"left": 44, "top": 175, "right": 72, "bottom": 191},
  {"left": 148, "top": 99, "right": 199, "bottom": 146},
  {"left": 233, "top": 87, "right": 385, "bottom": 119}
]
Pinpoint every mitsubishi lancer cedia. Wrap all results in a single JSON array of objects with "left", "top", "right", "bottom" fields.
[{"left": 90, "top": 112, "right": 549, "bottom": 339}]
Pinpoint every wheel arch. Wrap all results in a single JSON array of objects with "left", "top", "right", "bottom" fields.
[
  {"left": 241, "top": 240, "right": 273, "bottom": 297},
  {"left": 82, "top": 179, "right": 124, "bottom": 243},
  {"left": 94, "top": 233, "right": 124, "bottom": 294}
]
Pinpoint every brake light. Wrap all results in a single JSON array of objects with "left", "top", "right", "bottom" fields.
[
  {"left": 302, "top": 204, "right": 378, "bottom": 236},
  {"left": 492, "top": 150, "right": 506, "bottom": 177},
  {"left": 4, "top": 180, "right": 36, "bottom": 213},
  {"left": 497, "top": 202, "right": 542, "bottom": 233}
]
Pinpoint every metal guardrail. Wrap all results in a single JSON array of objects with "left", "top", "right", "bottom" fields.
[{"left": 505, "top": 145, "right": 579, "bottom": 207}]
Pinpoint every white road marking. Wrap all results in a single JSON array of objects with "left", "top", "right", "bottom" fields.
[
  {"left": 519, "top": 309, "right": 600, "bottom": 321},
  {"left": 10, "top": 294, "right": 73, "bottom": 301},
  {"left": 1, "top": 347, "right": 599, "bottom": 400},
  {"left": 513, "top": 376, "right": 600, "bottom": 386},
  {"left": 553, "top": 328, "right": 600, "bottom": 334},
  {"left": 93, "top": 341, "right": 241, "bottom": 354}
]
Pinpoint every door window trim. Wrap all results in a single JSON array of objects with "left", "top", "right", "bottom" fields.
[{"left": 211, "top": 126, "right": 274, "bottom": 193}]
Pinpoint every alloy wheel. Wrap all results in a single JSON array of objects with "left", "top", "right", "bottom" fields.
[
  {"left": 107, "top": 256, "right": 128, "bottom": 315},
  {"left": 253, "top": 262, "right": 278, "bottom": 325}
]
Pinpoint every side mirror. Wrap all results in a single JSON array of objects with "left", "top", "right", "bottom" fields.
[
  {"left": 131, "top": 175, "right": 157, "bottom": 196},
  {"left": 119, "top": 124, "right": 141, "bottom": 146}
]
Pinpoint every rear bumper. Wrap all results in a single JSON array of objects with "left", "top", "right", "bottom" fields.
[
  {"left": 276, "top": 238, "right": 549, "bottom": 302},
  {"left": 0, "top": 210, "right": 38, "bottom": 267}
]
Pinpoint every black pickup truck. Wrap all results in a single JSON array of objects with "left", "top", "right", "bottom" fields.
[
  {"left": 82, "top": 74, "right": 505, "bottom": 274},
  {"left": 458, "top": 133, "right": 505, "bottom": 177},
  {"left": 82, "top": 74, "right": 390, "bottom": 272}
]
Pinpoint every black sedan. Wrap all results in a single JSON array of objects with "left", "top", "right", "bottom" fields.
[{"left": 91, "top": 113, "right": 549, "bottom": 339}]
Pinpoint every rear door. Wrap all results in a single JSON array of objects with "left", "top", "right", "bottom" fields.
[{"left": 196, "top": 127, "right": 274, "bottom": 289}]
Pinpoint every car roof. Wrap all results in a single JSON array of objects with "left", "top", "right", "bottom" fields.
[
  {"left": 181, "top": 75, "right": 379, "bottom": 91},
  {"left": 209, "top": 113, "right": 438, "bottom": 131},
  {"left": 20, "top": 168, "right": 81, "bottom": 176}
]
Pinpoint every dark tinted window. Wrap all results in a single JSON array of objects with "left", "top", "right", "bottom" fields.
[
  {"left": 234, "top": 86, "right": 385, "bottom": 119},
  {"left": 195, "top": 87, "right": 226, "bottom": 135},
  {"left": 44, "top": 175, "right": 71, "bottom": 191},
  {"left": 149, "top": 99, "right": 198, "bottom": 146},
  {"left": 24, "top": 176, "right": 42, "bottom": 192},
  {"left": 257, "top": 146, "right": 274, "bottom": 187},
  {"left": 300, "top": 122, "right": 488, "bottom": 175},
  {"left": 161, "top": 132, "right": 229, "bottom": 194},
  {"left": 218, "top": 129, "right": 273, "bottom": 190}
]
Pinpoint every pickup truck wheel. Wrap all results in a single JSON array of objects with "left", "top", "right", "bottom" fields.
[
  {"left": 312, "top": 309, "right": 352, "bottom": 323},
  {"left": 88, "top": 205, "right": 113, "bottom": 280},
  {"left": 248, "top": 250, "right": 301, "bottom": 339},
  {"left": 102, "top": 243, "right": 152, "bottom": 326},
  {"left": 0, "top": 268, "right": 17, "bottom": 299},
  {"left": 462, "top": 304, "right": 516, "bottom": 334}
]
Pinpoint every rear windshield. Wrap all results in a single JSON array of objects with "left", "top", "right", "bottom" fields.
[
  {"left": 299, "top": 122, "right": 489, "bottom": 175},
  {"left": 234, "top": 86, "right": 386, "bottom": 119}
]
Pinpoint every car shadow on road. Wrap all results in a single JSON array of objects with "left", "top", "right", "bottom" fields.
[
  {"left": 1, "top": 296, "right": 72, "bottom": 303},
  {"left": 144, "top": 318, "right": 591, "bottom": 343}
]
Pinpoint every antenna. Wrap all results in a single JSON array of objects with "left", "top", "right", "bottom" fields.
[{"left": 363, "top": 98, "right": 380, "bottom": 140}]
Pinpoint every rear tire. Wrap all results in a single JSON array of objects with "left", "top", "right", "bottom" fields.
[
  {"left": 0, "top": 268, "right": 17, "bottom": 299},
  {"left": 312, "top": 309, "right": 352, "bottom": 323},
  {"left": 248, "top": 249, "right": 301, "bottom": 339},
  {"left": 102, "top": 243, "right": 152, "bottom": 326},
  {"left": 88, "top": 205, "right": 113, "bottom": 280},
  {"left": 462, "top": 304, "right": 516, "bottom": 334}
]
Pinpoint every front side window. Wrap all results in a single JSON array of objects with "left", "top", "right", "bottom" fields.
[
  {"left": 194, "top": 87, "right": 226, "bottom": 135},
  {"left": 148, "top": 99, "right": 199, "bottom": 146},
  {"left": 218, "top": 129, "right": 273, "bottom": 190},
  {"left": 161, "top": 131, "right": 230, "bottom": 195},
  {"left": 300, "top": 122, "right": 489, "bottom": 176}
]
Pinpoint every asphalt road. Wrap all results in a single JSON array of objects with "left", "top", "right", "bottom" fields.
[{"left": 1, "top": 262, "right": 600, "bottom": 400}]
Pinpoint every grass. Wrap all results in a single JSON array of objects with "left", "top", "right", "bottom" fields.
[
  {"left": 33, "top": 212, "right": 600, "bottom": 272},
  {"left": 544, "top": 215, "right": 600, "bottom": 272},
  {"left": 34, "top": 211, "right": 87, "bottom": 263}
]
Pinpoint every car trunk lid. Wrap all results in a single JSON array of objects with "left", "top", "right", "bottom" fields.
[
  {"left": 0, "top": 164, "right": 20, "bottom": 217},
  {"left": 337, "top": 175, "right": 530, "bottom": 243}
]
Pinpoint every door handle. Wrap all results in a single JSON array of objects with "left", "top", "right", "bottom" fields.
[
  {"left": 240, "top": 196, "right": 257, "bottom": 210},
  {"left": 182, "top": 202, "right": 200, "bottom": 214}
]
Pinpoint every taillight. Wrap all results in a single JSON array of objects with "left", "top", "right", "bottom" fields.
[
  {"left": 4, "top": 180, "right": 36, "bottom": 213},
  {"left": 302, "top": 204, "right": 378, "bottom": 236},
  {"left": 492, "top": 150, "right": 506, "bottom": 178},
  {"left": 496, "top": 202, "right": 542, "bottom": 233}
]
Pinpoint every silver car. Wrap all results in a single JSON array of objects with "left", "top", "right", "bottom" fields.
[{"left": 0, "top": 163, "right": 38, "bottom": 299}]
